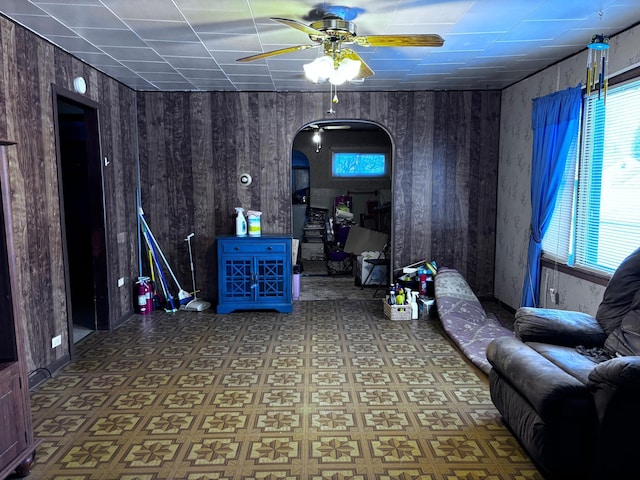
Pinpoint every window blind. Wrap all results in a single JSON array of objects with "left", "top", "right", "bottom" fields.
[{"left": 574, "top": 82, "right": 640, "bottom": 272}]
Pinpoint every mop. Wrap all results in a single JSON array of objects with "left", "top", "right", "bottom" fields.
[
  {"left": 180, "top": 233, "right": 211, "bottom": 311},
  {"left": 140, "top": 219, "right": 177, "bottom": 312},
  {"left": 138, "top": 208, "right": 193, "bottom": 305}
]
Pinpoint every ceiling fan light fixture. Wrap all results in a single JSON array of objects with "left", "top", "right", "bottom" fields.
[
  {"left": 304, "top": 55, "right": 361, "bottom": 85},
  {"left": 335, "top": 57, "right": 361, "bottom": 83},
  {"left": 304, "top": 56, "right": 334, "bottom": 83}
]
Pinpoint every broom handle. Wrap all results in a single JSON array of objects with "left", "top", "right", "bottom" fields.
[
  {"left": 185, "top": 233, "right": 196, "bottom": 297},
  {"left": 138, "top": 209, "right": 183, "bottom": 290},
  {"left": 141, "top": 222, "right": 176, "bottom": 311}
]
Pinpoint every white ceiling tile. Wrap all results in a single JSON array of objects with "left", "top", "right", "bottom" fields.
[
  {"left": 175, "top": 68, "right": 227, "bottom": 79},
  {"left": 146, "top": 41, "right": 210, "bottom": 58},
  {"left": 189, "top": 78, "right": 235, "bottom": 88},
  {"left": 174, "top": 0, "right": 251, "bottom": 13},
  {"left": 123, "top": 19, "right": 199, "bottom": 42},
  {"left": 1, "top": 0, "right": 46, "bottom": 15},
  {"left": 100, "top": 46, "right": 165, "bottom": 62},
  {"left": 3, "top": 0, "right": 640, "bottom": 91},
  {"left": 119, "top": 61, "right": 179, "bottom": 73},
  {"left": 200, "top": 33, "right": 262, "bottom": 52},
  {"left": 36, "top": 4, "right": 126, "bottom": 29},
  {"left": 103, "top": 0, "right": 183, "bottom": 21},
  {"left": 9, "top": 13, "right": 77, "bottom": 36},
  {"left": 47, "top": 35, "right": 102, "bottom": 53},
  {"left": 165, "top": 57, "right": 221, "bottom": 70},
  {"left": 72, "top": 27, "right": 146, "bottom": 47},
  {"left": 74, "top": 52, "right": 123, "bottom": 66}
]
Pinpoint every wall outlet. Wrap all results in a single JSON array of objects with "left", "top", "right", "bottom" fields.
[
  {"left": 118, "top": 277, "right": 125, "bottom": 287},
  {"left": 52, "top": 335, "right": 62, "bottom": 348}
]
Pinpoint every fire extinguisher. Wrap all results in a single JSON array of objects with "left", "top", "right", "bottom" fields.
[{"left": 136, "top": 276, "right": 152, "bottom": 315}]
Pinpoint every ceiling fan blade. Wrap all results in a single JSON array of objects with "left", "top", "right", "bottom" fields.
[
  {"left": 342, "top": 49, "right": 374, "bottom": 79},
  {"left": 236, "top": 44, "right": 318, "bottom": 62},
  {"left": 356, "top": 34, "right": 444, "bottom": 47},
  {"left": 271, "top": 17, "right": 327, "bottom": 37}
]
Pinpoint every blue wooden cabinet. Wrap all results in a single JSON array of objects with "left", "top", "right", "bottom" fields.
[{"left": 216, "top": 235, "right": 293, "bottom": 313}]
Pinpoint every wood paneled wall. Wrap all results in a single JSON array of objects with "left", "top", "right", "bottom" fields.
[
  {"left": 0, "top": 17, "right": 140, "bottom": 373},
  {"left": 0, "top": 14, "right": 500, "bottom": 375},
  {"left": 137, "top": 89, "right": 501, "bottom": 300}
]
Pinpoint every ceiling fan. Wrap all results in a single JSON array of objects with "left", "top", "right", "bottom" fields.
[{"left": 236, "top": 13, "right": 445, "bottom": 82}]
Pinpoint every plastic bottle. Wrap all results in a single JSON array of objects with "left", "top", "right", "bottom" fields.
[
  {"left": 389, "top": 285, "right": 396, "bottom": 305},
  {"left": 235, "top": 207, "right": 247, "bottom": 236},
  {"left": 396, "top": 286, "right": 405, "bottom": 306},
  {"left": 410, "top": 292, "right": 419, "bottom": 320},
  {"left": 419, "top": 273, "right": 427, "bottom": 296}
]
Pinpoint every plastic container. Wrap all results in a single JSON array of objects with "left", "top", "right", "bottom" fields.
[
  {"left": 292, "top": 264, "right": 301, "bottom": 300},
  {"left": 247, "top": 210, "right": 262, "bottom": 236},
  {"left": 383, "top": 297, "right": 412, "bottom": 321}
]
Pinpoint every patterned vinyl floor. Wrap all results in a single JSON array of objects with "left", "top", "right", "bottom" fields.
[{"left": 27, "top": 298, "right": 541, "bottom": 479}]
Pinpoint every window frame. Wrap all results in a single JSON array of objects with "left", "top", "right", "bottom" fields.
[
  {"left": 331, "top": 148, "right": 388, "bottom": 179},
  {"left": 542, "top": 68, "right": 640, "bottom": 279}
]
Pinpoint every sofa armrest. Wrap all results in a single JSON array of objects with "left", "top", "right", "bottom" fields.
[
  {"left": 487, "top": 336, "right": 592, "bottom": 419},
  {"left": 587, "top": 356, "right": 640, "bottom": 469},
  {"left": 514, "top": 307, "right": 607, "bottom": 347},
  {"left": 588, "top": 356, "right": 640, "bottom": 392}
]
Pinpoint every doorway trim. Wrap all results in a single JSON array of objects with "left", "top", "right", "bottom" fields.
[
  {"left": 52, "top": 85, "right": 111, "bottom": 357},
  {"left": 292, "top": 118, "right": 395, "bottom": 273}
]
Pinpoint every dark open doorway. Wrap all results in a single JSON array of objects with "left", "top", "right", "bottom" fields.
[
  {"left": 291, "top": 120, "right": 393, "bottom": 289},
  {"left": 54, "top": 91, "right": 109, "bottom": 346}
]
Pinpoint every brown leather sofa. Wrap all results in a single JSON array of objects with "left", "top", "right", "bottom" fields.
[{"left": 487, "top": 246, "right": 640, "bottom": 479}]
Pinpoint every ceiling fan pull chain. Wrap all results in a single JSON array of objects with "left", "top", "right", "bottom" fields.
[{"left": 327, "top": 83, "right": 336, "bottom": 114}]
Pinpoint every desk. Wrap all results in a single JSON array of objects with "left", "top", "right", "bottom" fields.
[{"left": 361, "top": 258, "right": 390, "bottom": 297}]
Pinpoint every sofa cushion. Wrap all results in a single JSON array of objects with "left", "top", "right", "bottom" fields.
[
  {"left": 526, "top": 342, "right": 598, "bottom": 385},
  {"left": 515, "top": 307, "right": 607, "bottom": 347}
]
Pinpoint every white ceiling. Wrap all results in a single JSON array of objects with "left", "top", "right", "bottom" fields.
[{"left": 2, "top": 0, "right": 640, "bottom": 92}]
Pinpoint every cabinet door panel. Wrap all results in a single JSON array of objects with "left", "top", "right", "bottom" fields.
[
  {"left": 0, "top": 364, "right": 26, "bottom": 468},
  {"left": 256, "top": 256, "right": 287, "bottom": 300},
  {"left": 222, "top": 259, "right": 252, "bottom": 299}
]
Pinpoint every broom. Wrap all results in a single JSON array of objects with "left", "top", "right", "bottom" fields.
[
  {"left": 138, "top": 208, "right": 193, "bottom": 305},
  {"left": 141, "top": 219, "right": 177, "bottom": 312},
  {"left": 148, "top": 248, "right": 163, "bottom": 309}
]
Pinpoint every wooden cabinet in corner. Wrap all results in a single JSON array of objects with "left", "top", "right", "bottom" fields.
[
  {"left": 217, "top": 235, "right": 293, "bottom": 314},
  {"left": 0, "top": 141, "right": 40, "bottom": 478}
]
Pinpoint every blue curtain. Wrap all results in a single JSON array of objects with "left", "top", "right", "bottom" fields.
[{"left": 521, "top": 85, "right": 582, "bottom": 307}]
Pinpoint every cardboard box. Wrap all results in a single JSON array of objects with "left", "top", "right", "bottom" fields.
[{"left": 343, "top": 226, "right": 388, "bottom": 256}]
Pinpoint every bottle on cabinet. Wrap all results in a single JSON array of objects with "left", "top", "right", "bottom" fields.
[{"left": 235, "top": 207, "right": 247, "bottom": 236}]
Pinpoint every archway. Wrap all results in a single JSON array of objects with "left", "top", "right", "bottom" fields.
[{"left": 291, "top": 120, "right": 393, "bottom": 290}]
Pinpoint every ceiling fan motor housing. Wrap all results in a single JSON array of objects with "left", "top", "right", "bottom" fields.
[{"left": 309, "top": 15, "right": 357, "bottom": 42}]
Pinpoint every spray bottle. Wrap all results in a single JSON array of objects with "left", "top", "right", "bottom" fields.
[
  {"left": 410, "top": 291, "right": 419, "bottom": 320},
  {"left": 235, "top": 207, "right": 247, "bottom": 236}
]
